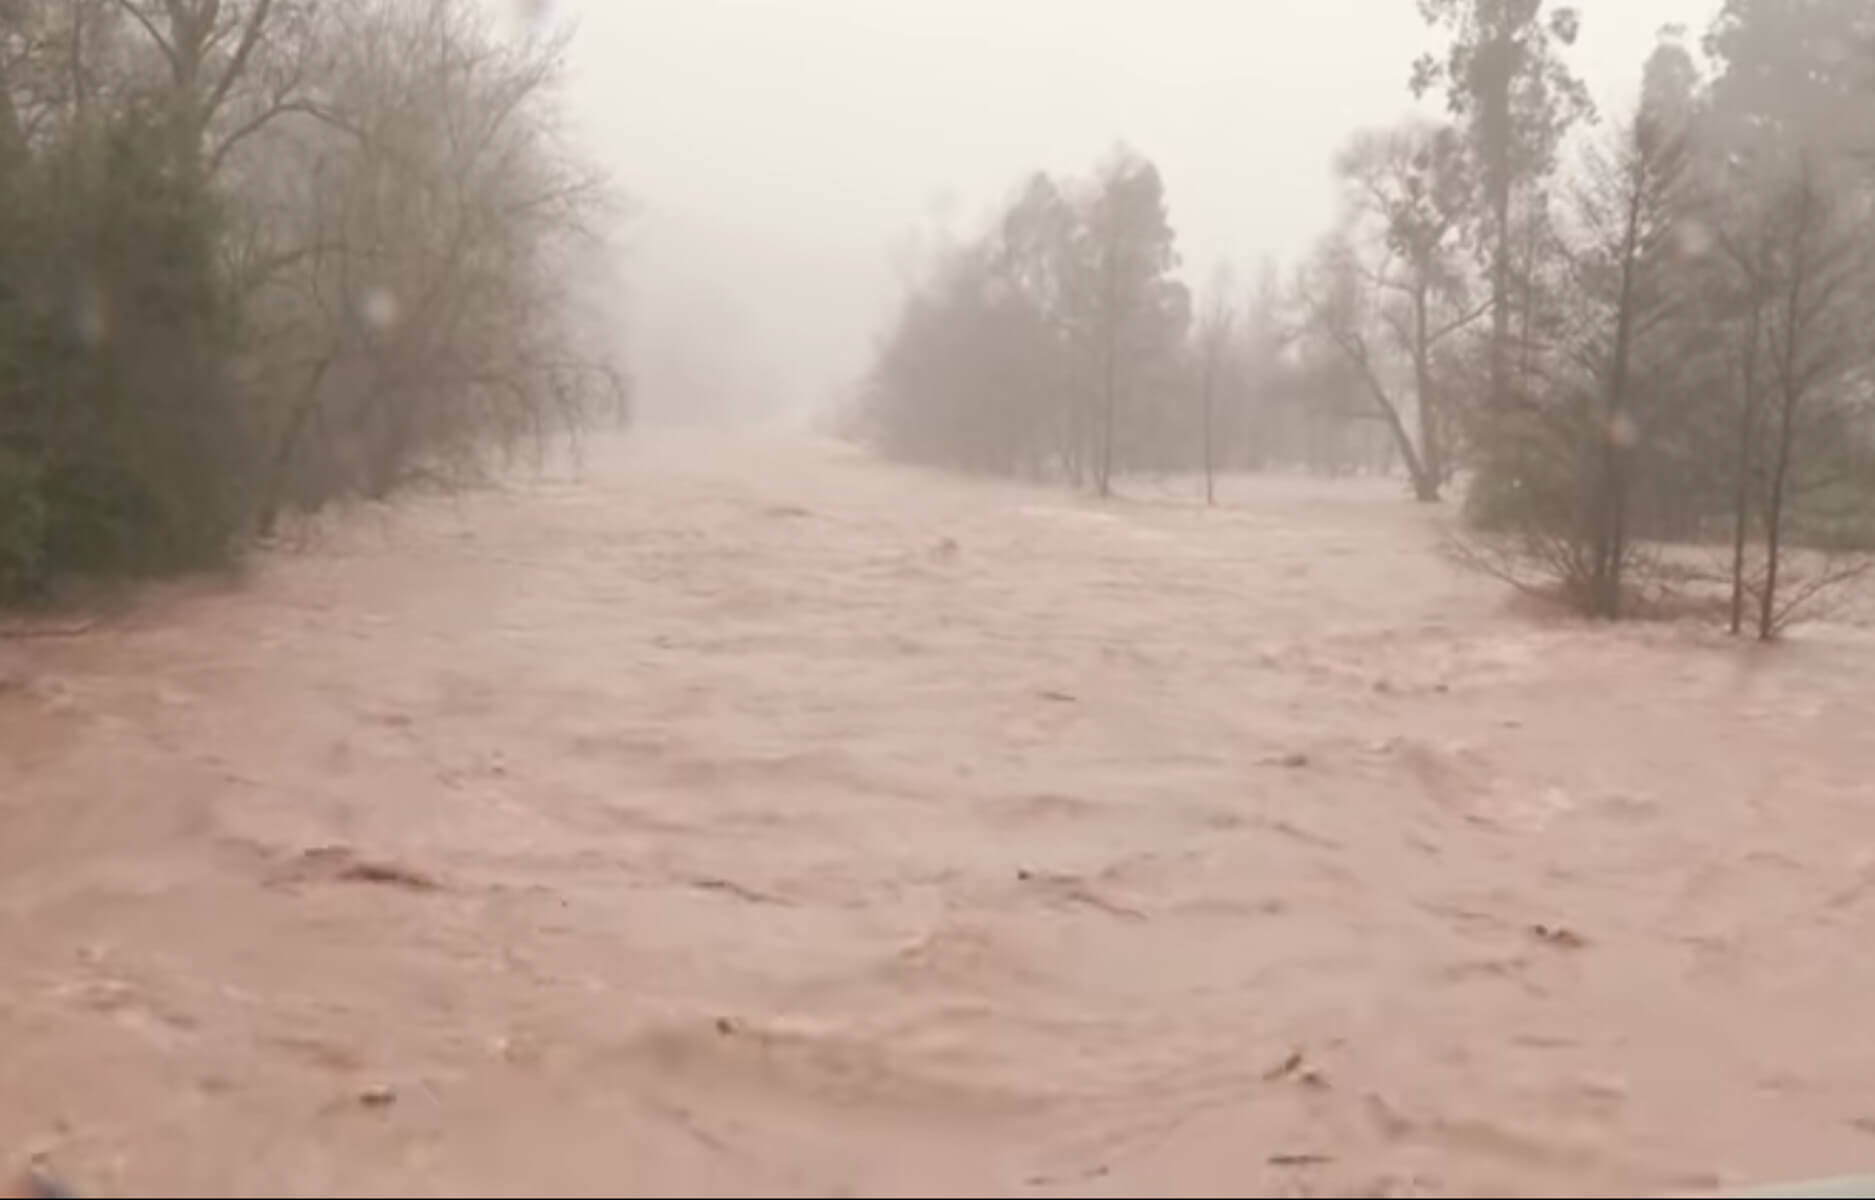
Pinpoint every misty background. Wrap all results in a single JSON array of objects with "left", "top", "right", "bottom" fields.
[{"left": 563, "top": 0, "right": 1720, "bottom": 428}]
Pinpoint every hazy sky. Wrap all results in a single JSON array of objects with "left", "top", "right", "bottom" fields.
[{"left": 559, "top": 0, "right": 1723, "bottom": 423}]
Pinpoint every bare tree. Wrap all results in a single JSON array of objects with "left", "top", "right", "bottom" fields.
[
  {"left": 245, "top": 0, "right": 620, "bottom": 527},
  {"left": 0, "top": 0, "right": 621, "bottom": 596},
  {"left": 1692, "top": 0, "right": 1875, "bottom": 637},
  {"left": 109, "top": 0, "right": 319, "bottom": 176},
  {"left": 1330, "top": 120, "right": 1489, "bottom": 497},
  {"left": 1744, "top": 163, "right": 1871, "bottom": 638}
]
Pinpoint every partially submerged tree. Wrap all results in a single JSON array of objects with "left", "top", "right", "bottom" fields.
[
  {"left": 1701, "top": 157, "right": 1875, "bottom": 638},
  {"left": 1700, "top": 0, "right": 1875, "bottom": 637},
  {"left": 0, "top": 10, "right": 242, "bottom": 589},
  {"left": 0, "top": 0, "right": 623, "bottom": 599},
  {"left": 1441, "top": 8, "right": 1875, "bottom": 634},
  {"left": 245, "top": 0, "right": 621, "bottom": 529},
  {"left": 1449, "top": 34, "right": 1700, "bottom": 614}
]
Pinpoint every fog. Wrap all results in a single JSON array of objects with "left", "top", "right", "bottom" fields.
[
  {"left": 19, "top": 4, "right": 1875, "bottom": 1195},
  {"left": 563, "top": 0, "right": 1720, "bottom": 427}
]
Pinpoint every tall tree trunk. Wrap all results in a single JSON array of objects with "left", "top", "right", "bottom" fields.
[
  {"left": 1729, "top": 299, "right": 1762, "bottom": 637},
  {"left": 1482, "top": 29, "right": 1516, "bottom": 416},
  {"left": 1518, "top": 199, "right": 1541, "bottom": 388},
  {"left": 1411, "top": 287, "right": 1442, "bottom": 498},
  {"left": 1760, "top": 382, "right": 1796, "bottom": 640},
  {"left": 1598, "top": 165, "right": 1647, "bottom": 621},
  {"left": 1760, "top": 214, "right": 1810, "bottom": 641},
  {"left": 1095, "top": 245, "right": 1121, "bottom": 498},
  {"left": 1490, "top": 189, "right": 1512, "bottom": 411}
]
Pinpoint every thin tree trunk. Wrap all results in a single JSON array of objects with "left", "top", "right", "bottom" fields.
[
  {"left": 1518, "top": 206, "right": 1540, "bottom": 390},
  {"left": 1201, "top": 340, "right": 1218, "bottom": 506},
  {"left": 1760, "top": 211, "right": 1810, "bottom": 641},
  {"left": 1729, "top": 299, "right": 1762, "bottom": 637},
  {"left": 1760, "top": 383, "right": 1796, "bottom": 640},
  {"left": 1098, "top": 340, "right": 1116, "bottom": 498},
  {"left": 1490, "top": 196, "right": 1512, "bottom": 412},
  {"left": 1411, "top": 287, "right": 1441, "bottom": 500},
  {"left": 1599, "top": 164, "right": 1646, "bottom": 621},
  {"left": 1096, "top": 244, "right": 1120, "bottom": 498},
  {"left": 1480, "top": 24, "right": 1517, "bottom": 416},
  {"left": 1486, "top": 90, "right": 1514, "bottom": 417}
]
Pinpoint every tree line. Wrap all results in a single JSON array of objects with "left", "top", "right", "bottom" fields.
[
  {"left": 857, "top": 0, "right": 1875, "bottom": 639},
  {"left": 0, "top": 0, "right": 623, "bottom": 602},
  {"left": 852, "top": 148, "right": 1398, "bottom": 494}
]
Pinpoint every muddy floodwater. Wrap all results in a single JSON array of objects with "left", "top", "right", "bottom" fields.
[{"left": 6, "top": 435, "right": 1875, "bottom": 1197}]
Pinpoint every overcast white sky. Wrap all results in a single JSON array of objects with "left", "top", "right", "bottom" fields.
[{"left": 557, "top": 0, "right": 1723, "bottom": 423}]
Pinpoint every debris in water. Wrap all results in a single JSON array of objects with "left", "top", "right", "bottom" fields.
[
  {"left": 1270, "top": 1153, "right": 1333, "bottom": 1167},
  {"left": 688, "top": 876, "right": 786, "bottom": 906},
  {"left": 338, "top": 860, "right": 439, "bottom": 891},
  {"left": 1531, "top": 923, "right": 1587, "bottom": 949},
  {"left": 1264, "top": 1046, "right": 1330, "bottom": 1089},
  {"left": 274, "top": 845, "right": 439, "bottom": 892},
  {"left": 358, "top": 1084, "right": 397, "bottom": 1109},
  {"left": 1023, "top": 1164, "right": 1110, "bottom": 1187}
]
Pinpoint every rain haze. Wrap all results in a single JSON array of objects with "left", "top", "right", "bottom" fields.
[
  {"left": 565, "top": 0, "right": 1722, "bottom": 424},
  {"left": 17, "top": 0, "right": 1875, "bottom": 1196}
]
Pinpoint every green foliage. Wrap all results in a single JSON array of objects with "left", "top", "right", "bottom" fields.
[
  {"left": 0, "top": 107, "right": 246, "bottom": 602},
  {"left": 1448, "top": 1, "right": 1875, "bottom": 636},
  {"left": 0, "top": 447, "right": 48, "bottom": 598},
  {"left": 1411, "top": 0, "right": 1594, "bottom": 185},
  {"left": 0, "top": 0, "right": 611, "bottom": 606}
]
